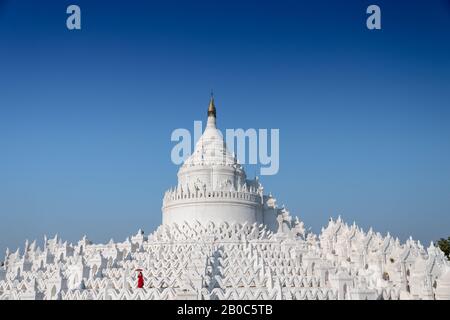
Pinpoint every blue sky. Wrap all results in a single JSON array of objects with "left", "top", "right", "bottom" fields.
[{"left": 0, "top": 0, "right": 449, "bottom": 257}]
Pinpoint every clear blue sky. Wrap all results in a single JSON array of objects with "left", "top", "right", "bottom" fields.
[{"left": 1, "top": 0, "right": 449, "bottom": 258}]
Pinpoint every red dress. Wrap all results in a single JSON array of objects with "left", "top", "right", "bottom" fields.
[{"left": 137, "top": 273, "right": 144, "bottom": 288}]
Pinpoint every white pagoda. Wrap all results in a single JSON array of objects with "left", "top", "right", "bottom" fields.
[
  {"left": 1, "top": 96, "right": 449, "bottom": 300},
  {"left": 163, "top": 95, "right": 280, "bottom": 230}
]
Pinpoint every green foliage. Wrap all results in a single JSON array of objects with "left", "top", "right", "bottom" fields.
[{"left": 436, "top": 237, "right": 450, "bottom": 259}]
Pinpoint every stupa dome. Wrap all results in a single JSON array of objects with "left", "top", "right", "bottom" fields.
[{"left": 162, "top": 94, "right": 279, "bottom": 228}]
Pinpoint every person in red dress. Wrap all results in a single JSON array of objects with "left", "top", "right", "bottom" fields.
[{"left": 137, "top": 271, "right": 144, "bottom": 288}]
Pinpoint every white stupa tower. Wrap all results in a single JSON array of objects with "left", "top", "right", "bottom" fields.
[{"left": 162, "top": 94, "right": 280, "bottom": 230}]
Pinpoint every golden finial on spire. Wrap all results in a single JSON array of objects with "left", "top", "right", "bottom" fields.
[{"left": 208, "top": 90, "right": 216, "bottom": 117}]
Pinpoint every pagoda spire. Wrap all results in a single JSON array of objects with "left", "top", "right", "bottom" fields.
[
  {"left": 207, "top": 91, "right": 216, "bottom": 118},
  {"left": 206, "top": 91, "right": 217, "bottom": 129}
]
